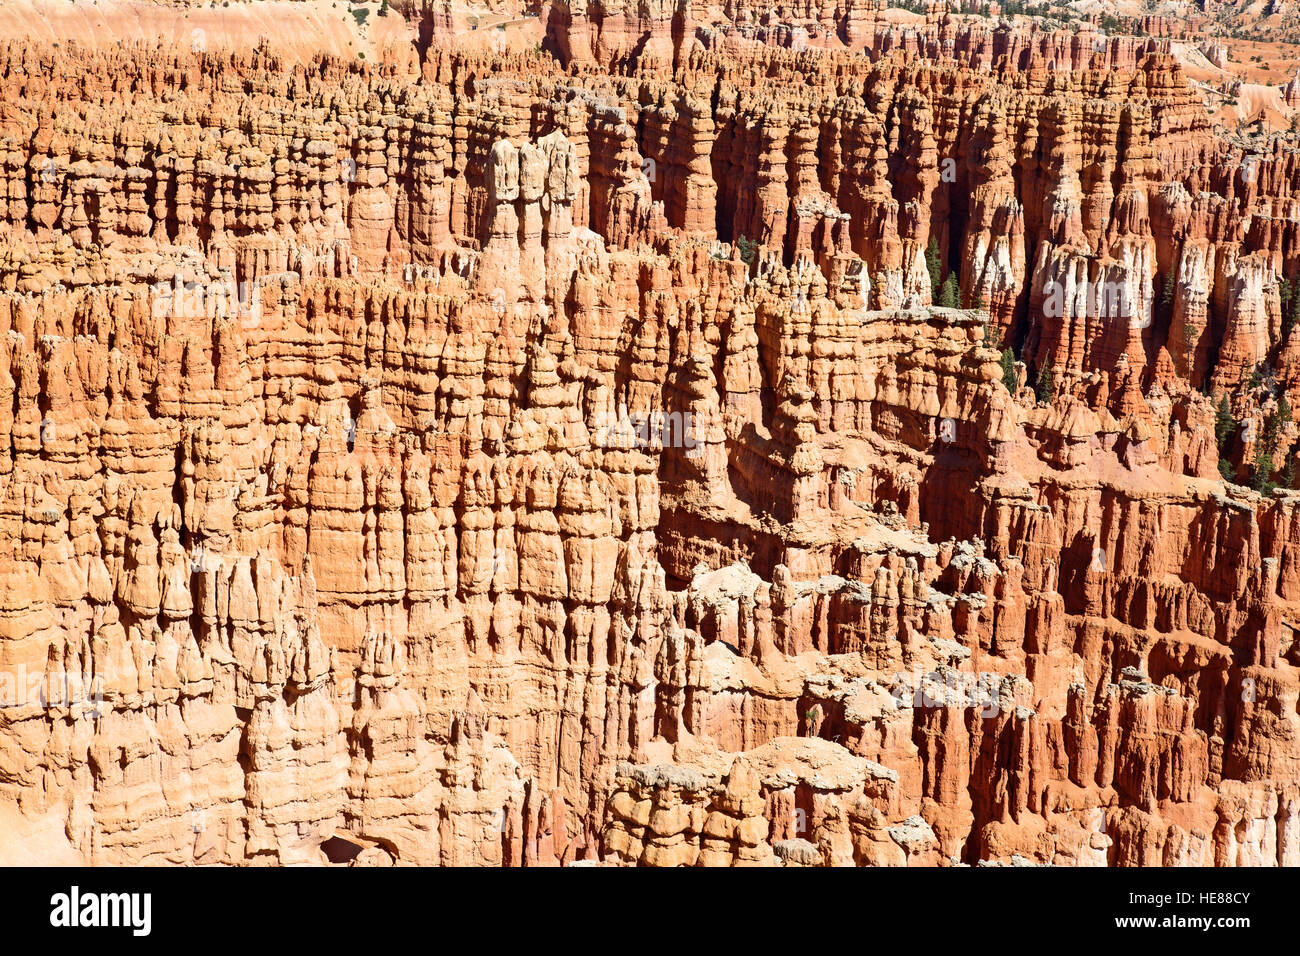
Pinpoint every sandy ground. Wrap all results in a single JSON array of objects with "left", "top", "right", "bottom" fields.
[
  {"left": 1210, "top": 37, "right": 1300, "bottom": 87},
  {"left": 1173, "top": 37, "right": 1298, "bottom": 131}
]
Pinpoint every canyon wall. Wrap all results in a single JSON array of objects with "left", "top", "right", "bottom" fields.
[{"left": 0, "top": 3, "right": 1297, "bottom": 866}]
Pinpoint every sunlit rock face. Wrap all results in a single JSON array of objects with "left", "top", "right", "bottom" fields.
[{"left": 0, "top": 1, "right": 1298, "bottom": 867}]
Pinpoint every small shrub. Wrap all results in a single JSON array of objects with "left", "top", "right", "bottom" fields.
[{"left": 734, "top": 235, "right": 757, "bottom": 266}]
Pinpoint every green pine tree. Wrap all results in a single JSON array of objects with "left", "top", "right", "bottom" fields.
[
  {"left": 1215, "top": 396, "right": 1234, "bottom": 452},
  {"left": 1161, "top": 267, "right": 1176, "bottom": 309},
  {"left": 1251, "top": 449, "right": 1276, "bottom": 494},
  {"left": 1284, "top": 278, "right": 1299, "bottom": 340},
  {"left": 981, "top": 311, "right": 997, "bottom": 348},
  {"left": 938, "top": 274, "right": 959, "bottom": 308},
  {"left": 925, "top": 238, "right": 942, "bottom": 300},
  {"left": 1265, "top": 411, "right": 1280, "bottom": 446},
  {"left": 1000, "top": 349, "right": 1018, "bottom": 395},
  {"left": 1036, "top": 366, "right": 1054, "bottom": 403}
]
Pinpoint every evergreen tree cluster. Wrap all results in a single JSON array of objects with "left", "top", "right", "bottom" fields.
[
  {"left": 1219, "top": 389, "right": 1298, "bottom": 494},
  {"left": 1280, "top": 276, "right": 1300, "bottom": 341},
  {"left": 1254, "top": 394, "right": 1295, "bottom": 494},
  {"left": 925, "top": 238, "right": 942, "bottom": 301},
  {"left": 938, "top": 275, "right": 959, "bottom": 308},
  {"left": 926, "top": 238, "right": 960, "bottom": 308}
]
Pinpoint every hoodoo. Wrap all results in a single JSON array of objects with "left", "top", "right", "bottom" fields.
[{"left": 0, "top": 0, "right": 1297, "bottom": 869}]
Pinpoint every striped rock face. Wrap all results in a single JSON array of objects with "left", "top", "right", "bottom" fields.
[{"left": 0, "top": 0, "right": 1297, "bottom": 868}]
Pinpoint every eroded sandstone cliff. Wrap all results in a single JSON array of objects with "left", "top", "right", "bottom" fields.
[{"left": 0, "top": 1, "right": 1298, "bottom": 866}]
